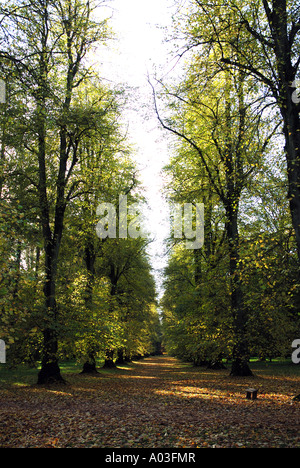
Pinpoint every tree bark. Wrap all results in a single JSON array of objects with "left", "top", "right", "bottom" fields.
[
  {"left": 103, "top": 349, "right": 116, "bottom": 368},
  {"left": 81, "top": 242, "right": 99, "bottom": 374},
  {"left": 37, "top": 122, "right": 67, "bottom": 383},
  {"left": 281, "top": 96, "right": 300, "bottom": 262},
  {"left": 81, "top": 352, "right": 98, "bottom": 374},
  {"left": 223, "top": 70, "right": 252, "bottom": 377},
  {"left": 116, "top": 348, "right": 125, "bottom": 365},
  {"left": 271, "top": 0, "right": 300, "bottom": 262},
  {"left": 102, "top": 268, "right": 119, "bottom": 369},
  {"left": 37, "top": 236, "right": 65, "bottom": 384},
  {"left": 225, "top": 203, "right": 253, "bottom": 377}
]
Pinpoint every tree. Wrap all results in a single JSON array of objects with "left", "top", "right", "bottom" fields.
[
  {"left": 0, "top": 0, "right": 112, "bottom": 383},
  {"left": 186, "top": 0, "right": 300, "bottom": 264},
  {"left": 153, "top": 39, "right": 278, "bottom": 374},
  {"left": 100, "top": 236, "right": 157, "bottom": 367},
  {"left": 64, "top": 81, "right": 136, "bottom": 373}
]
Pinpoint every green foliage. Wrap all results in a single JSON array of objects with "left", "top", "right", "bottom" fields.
[
  {"left": 160, "top": 0, "right": 300, "bottom": 369},
  {"left": 0, "top": 0, "right": 161, "bottom": 373}
]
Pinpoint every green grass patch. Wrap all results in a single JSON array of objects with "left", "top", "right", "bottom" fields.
[
  {"left": 1, "top": 357, "right": 299, "bottom": 388},
  {"left": 0, "top": 358, "right": 136, "bottom": 387}
]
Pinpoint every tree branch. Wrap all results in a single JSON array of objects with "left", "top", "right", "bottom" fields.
[
  {"left": 149, "top": 78, "right": 226, "bottom": 204},
  {"left": 221, "top": 57, "right": 278, "bottom": 99},
  {"left": 241, "top": 19, "right": 275, "bottom": 49}
]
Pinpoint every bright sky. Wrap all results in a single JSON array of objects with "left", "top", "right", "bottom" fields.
[{"left": 96, "top": 0, "right": 178, "bottom": 297}]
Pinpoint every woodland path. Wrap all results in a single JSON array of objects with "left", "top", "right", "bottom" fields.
[{"left": 0, "top": 355, "right": 300, "bottom": 448}]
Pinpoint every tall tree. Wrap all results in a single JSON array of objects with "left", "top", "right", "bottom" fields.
[
  {"left": 0, "top": 0, "right": 111, "bottom": 383},
  {"left": 187, "top": 0, "right": 300, "bottom": 263},
  {"left": 153, "top": 16, "right": 277, "bottom": 373}
]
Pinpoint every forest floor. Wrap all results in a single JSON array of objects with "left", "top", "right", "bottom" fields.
[{"left": 0, "top": 355, "right": 300, "bottom": 448}]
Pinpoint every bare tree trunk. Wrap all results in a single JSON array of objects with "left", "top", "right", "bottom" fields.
[{"left": 81, "top": 242, "right": 99, "bottom": 374}]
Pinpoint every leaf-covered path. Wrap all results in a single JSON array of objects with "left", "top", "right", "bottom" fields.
[{"left": 1, "top": 356, "right": 300, "bottom": 448}]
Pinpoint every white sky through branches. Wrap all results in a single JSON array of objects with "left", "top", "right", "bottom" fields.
[{"left": 95, "top": 0, "right": 178, "bottom": 297}]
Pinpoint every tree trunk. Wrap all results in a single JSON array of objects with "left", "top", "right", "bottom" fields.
[
  {"left": 12, "top": 241, "right": 22, "bottom": 299},
  {"left": 103, "top": 349, "right": 116, "bottom": 368},
  {"left": 80, "top": 242, "right": 99, "bottom": 374},
  {"left": 271, "top": 0, "right": 300, "bottom": 262},
  {"left": 102, "top": 273, "right": 119, "bottom": 369},
  {"left": 272, "top": 26, "right": 300, "bottom": 400},
  {"left": 223, "top": 69, "right": 252, "bottom": 377},
  {"left": 35, "top": 246, "right": 40, "bottom": 282},
  {"left": 226, "top": 206, "right": 253, "bottom": 377},
  {"left": 81, "top": 352, "right": 98, "bottom": 374},
  {"left": 116, "top": 348, "right": 125, "bottom": 365},
  {"left": 281, "top": 100, "right": 300, "bottom": 262},
  {"left": 37, "top": 243, "right": 65, "bottom": 384},
  {"left": 37, "top": 126, "right": 68, "bottom": 383},
  {"left": 38, "top": 330, "right": 63, "bottom": 384},
  {"left": 33, "top": 16, "right": 65, "bottom": 384},
  {"left": 36, "top": 114, "right": 65, "bottom": 383}
]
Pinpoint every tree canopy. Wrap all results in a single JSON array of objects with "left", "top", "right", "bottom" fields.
[
  {"left": 0, "top": 0, "right": 161, "bottom": 383},
  {"left": 0, "top": 0, "right": 299, "bottom": 384},
  {"left": 156, "top": 0, "right": 300, "bottom": 375}
]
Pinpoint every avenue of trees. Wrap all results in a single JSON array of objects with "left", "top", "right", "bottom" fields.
[
  {"left": 0, "top": 0, "right": 300, "bottom": 384},
  {"left": 159, "top": 0, "right": 300, "bottom": 375}
]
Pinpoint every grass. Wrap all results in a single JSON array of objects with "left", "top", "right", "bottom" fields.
[
  {"left": 0, "top": 358, "right": 137, "bottom": 387},
  {"left": 248, "top": 359, "right": 300, "bottom": 377},
  {"left": 0, "top": 357, "right": 299, "bottom": 387}
]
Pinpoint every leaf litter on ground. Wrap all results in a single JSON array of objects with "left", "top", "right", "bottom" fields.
[{"left": 0, "top": 356, "right": 300, "bottom": 448}]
